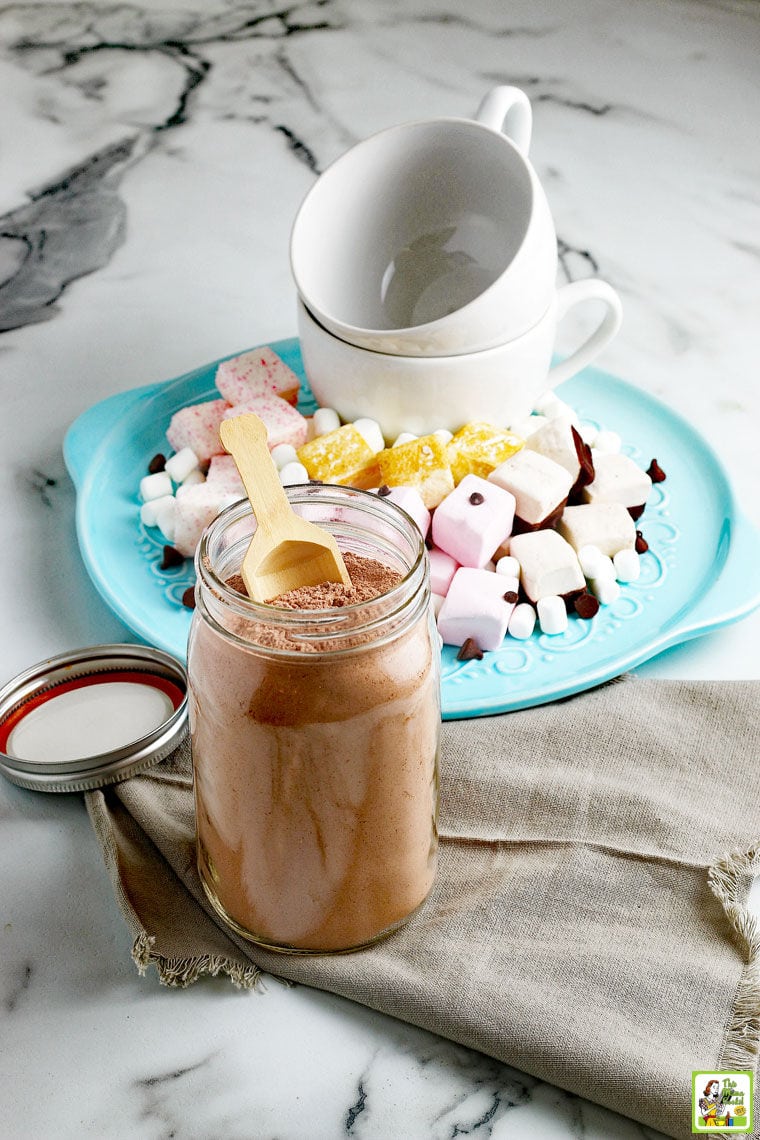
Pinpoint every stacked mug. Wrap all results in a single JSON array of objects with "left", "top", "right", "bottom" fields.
[{"left": 290, "top": 86, "right": 622, "bottom": 440}]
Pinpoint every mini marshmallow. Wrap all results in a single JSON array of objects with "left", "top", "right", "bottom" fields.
[
  {"left": 589, "top": 554, "right": 617, "bottom": 583},
  {"left": 583, "top": 452, "right": 652, "bottom": 517},
  {"left": 437, "top": 567, "right": 519, "bottom": 651},
  {"left": 577, "top": 543, "right": 606, "bottom": 579},
  {"left": 224, "top": 393, "right": 308, "bottom": 450},
  {"left": 181, "top": 468, "right": 206, "bottom": 488},
  {"left": 532, "top": 393, "right": 580, "bottom": 424},
  {"left": 537, "top": 595, "right": 568, "bottom": 636},
  {"left": 375, "top": 485, "right": 431, "bottom": 538},
  {"left": 613, "top": 548, "right": 641, "bottom": 582},
  {"left": 508, "top": 602, "right": 536, "bottom": 640},
  {"left": 593, "top": 429, "right": 622, "bottom": 454},
  {"left": 428, "top": 547, "right": 459, "bottom": 596},
  {"left": 558, "top": 502, "right": 636, "bottom": 558},
  {"left": 508, "top": 414, "right": 548, "bottom": 439},
  {"left": 312, "top": 407, "right": 341, "bottom": 436},
  {"left": 495, "top": 554, "right": 521, "bottom": 578},
  {"left": 270, "top": 442, "right": 299, "bottom": 470},
  {"left": 489, "top": 449, "right": 573, "bottom": 527},
  {"left": 432, "top": 474, "right": 516, "bottom": 568},
  {"left": 279, "top": 461, "right": 310, "bottom": 486},
  {"left": 140, "top": 471, "right": 173, "bottom": 502},
  {"left": 164, "top": 447, "right": 199, "bottom": 484},
  {"left": 215, "top": 347, "right": 301, "bottom": 406},
  {"left": 509, "top": 530, "right": 586, "bottom": 604},
  {"left": 154, "top": 496, "right": 178, "bottom": 543},
  {"left": 392, "top": 432, "right": 419, "bottom": 447},
  {"left": 592, "top": 576, "right": 622, "bottom": 605},
  {"left": 140, "top": 493, "right": 175, "bottom": 529},
  {"left": 166, "top": 398, "right": 228, "bottom": 463},
  {"left": 353, "top": 417, "right": 385, "bottom": 454}
]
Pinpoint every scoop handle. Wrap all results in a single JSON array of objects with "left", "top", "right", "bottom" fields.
[{"left": 218, "top": 414, "right": 292, "bottom": 543}]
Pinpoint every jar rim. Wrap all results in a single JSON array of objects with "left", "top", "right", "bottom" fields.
[{"left": 195, "top": 484, "right": 428, "bottom": 640}]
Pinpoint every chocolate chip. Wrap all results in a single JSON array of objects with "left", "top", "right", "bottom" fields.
[
  {"left": 377, "top": 484, "right": 392, "bottom": 497},
  {"left": 503, "top": 590, "right": 519, "bottom": 604},
  {"left": 160, "top": 545, "right": 185, "bottom": 570},
  {"left": 647, "top": 458, "right": 666, "bottom": 483},
  {"left": 148, "top": 453, "right": 166, "bottom": 474},
  {"left": 456, "top": 637, "right": 484, "bottom": 661},
  {"left": 181, "top": 586, "right": 196, "bottom": 609},
  {"left": 635, "top": 530, "right": 649, "bottom": 554},
  {"left": 468, "top": 491, "right": 485, "bottom": 505},
  {"left": 574, "top": 591, "right": 600, "bottom": 619},
  {"left": 571, "top": 425, "right": 595, "bottom": 488}
]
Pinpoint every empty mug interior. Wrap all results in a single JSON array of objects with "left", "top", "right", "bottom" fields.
[{"left": 291, "top": 120, "right": 534, "bottom": 333}]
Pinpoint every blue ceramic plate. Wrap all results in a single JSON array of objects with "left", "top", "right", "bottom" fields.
[{"left": 64, "top": 337, "right": 760, "bottom": 720}]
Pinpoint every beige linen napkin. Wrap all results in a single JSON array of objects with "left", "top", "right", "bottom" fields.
[{"left": 87, "top": 676, "right": 760, "bottom": 1140}]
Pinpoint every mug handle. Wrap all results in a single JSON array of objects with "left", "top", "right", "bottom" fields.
[
  {"left": 546, "top": 279, "right": 623, "bottom": 387},
  {"left": 474, "top": 86, "right": 532, "bottom": 155}
]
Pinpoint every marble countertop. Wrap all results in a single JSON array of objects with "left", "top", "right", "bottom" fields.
[{"left": 1, "top": 1, "right": 758, "bottom": 1136}]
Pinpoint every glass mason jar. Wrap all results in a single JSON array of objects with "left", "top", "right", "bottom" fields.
[{"left": 188, "top": 485, "right": 440, "bottom": 954}]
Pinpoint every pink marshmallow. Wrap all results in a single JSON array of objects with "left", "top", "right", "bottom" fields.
[
  {"left": 215, "top": 347, "right": 301, "bottom": 407},
  {"left": 166, "top": 399, "right": 229, "bottom": 463},
  {"left": 375, "top": 486, "right": 431, "bottom": 538},
  {"left": 431, "top": 474, "right": 515, "bottom": 568},
  {"left": 428, "top": 546, "right": 459, "bottom": 596},
  {"left": 437, "top": 567, "right": 519, "bottom": 651},
  {"left": 173, "top": 482, "right": 238, "bottom": 558},
  {"left": 223, "top": 393, "right": 308, "bottom": 450},
  {"left": 206, "top": 454, "right": 245, "bottom": 498}
]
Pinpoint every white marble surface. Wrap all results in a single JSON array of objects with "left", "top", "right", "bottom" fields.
[{"left": 1, "top": 1, "right": 759, "bottom": 1137}]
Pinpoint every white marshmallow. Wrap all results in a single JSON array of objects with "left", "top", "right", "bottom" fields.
[
  {"left": 525, "top": 415, "right": 583, "bottom": 479},
  {"left": 495, "top": 555, "right": 521, "bottom": 578},
  {"left": 558, "top": 502, "right": 636, "bottom": 559},
  {"left": 533, "top": 393, "right": 580, "bottom": 424},
  {"left": 180, "top": 468, "right": 206, "bottom": 488},
  {"left": 589, "top": 554, "right": 617, "bottom": 583},
  {"left": 577, "top": 544, "right": 606, "bottom": 579},
  {"left": 312, "top": 407, "right": 341, "bottom": 436},
  {"left": 489, "top": 449, "right": 573, "bottom": 526},
  {"left": 508, "top": 603, "right": 536, "bottom": 640},
  {"left": 279, "top": 461, "right": 310, "bottom": 486},
  {"left": 509, "top": 530, "right": 586, "bottom": 604},
  {"left": 537, "top": 595, "right": 568, "bottom": 635},
  {"left": 270, "top": 443, "right": 299, "bottom": 470},
  {"left": 583, "top": 452, "right": 652, "bottom": 513},
  {"left": 139, "top": 471, "right": 173, "bottom": 502},
  {"left": 592, "top": 576, "right": 622, "bottom": 605},
  {"left": 614, "top": 548, "right": 641, "bottom": 582},
  {"left": 164, "top": 446, "right": 199, "bottom": 484},
  {"left": 509, "top": 414, "right": 548, "bottom": 438},
  {"left": 593, "top": 429, "right": 622, "bottom": 454},
  {"left": 155, "top": 496, "right": 178, "bottom": 542},
  {"left": 352, "top": 417, "right": 385, "bottom": 454},
  {"left": 392, "top": 432, "right": 419, "bottom": 448},
  {"left": 140, "top": 493, "right": 175, "bottom": 528}
]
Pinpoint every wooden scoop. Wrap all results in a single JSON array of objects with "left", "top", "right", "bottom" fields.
[{"left": 219, "top": 413, "right": 351, "bottom": 603}]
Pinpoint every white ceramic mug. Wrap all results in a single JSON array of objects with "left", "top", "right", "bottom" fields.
[
  {"left": 290, "top": 86, "right": 559, "bottom": 357},
  {"left": 298, "top": 279, "right": 622, "bottom": 440}
]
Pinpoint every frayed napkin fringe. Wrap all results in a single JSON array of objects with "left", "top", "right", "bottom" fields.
[
  {"left": 131, "top": 931, "right": 262, "bottom": 991},
  {"left": 708, "top": 844, "right": 760, "bottom": 1071}
]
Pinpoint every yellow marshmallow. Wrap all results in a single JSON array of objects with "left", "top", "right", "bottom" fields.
[
  {"left": 297, "top": 424, "right": 379, "bottom": 488},
  {"left": 377, "top": 434, "right": 454, "bottom": 508},
  {"left": 446, "top": 422, "right": 525, "bottom": 484}
]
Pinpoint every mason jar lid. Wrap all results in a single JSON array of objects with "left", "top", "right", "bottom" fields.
[{"left": 0, "top": 644, "right": 188, "bottom": 793}]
